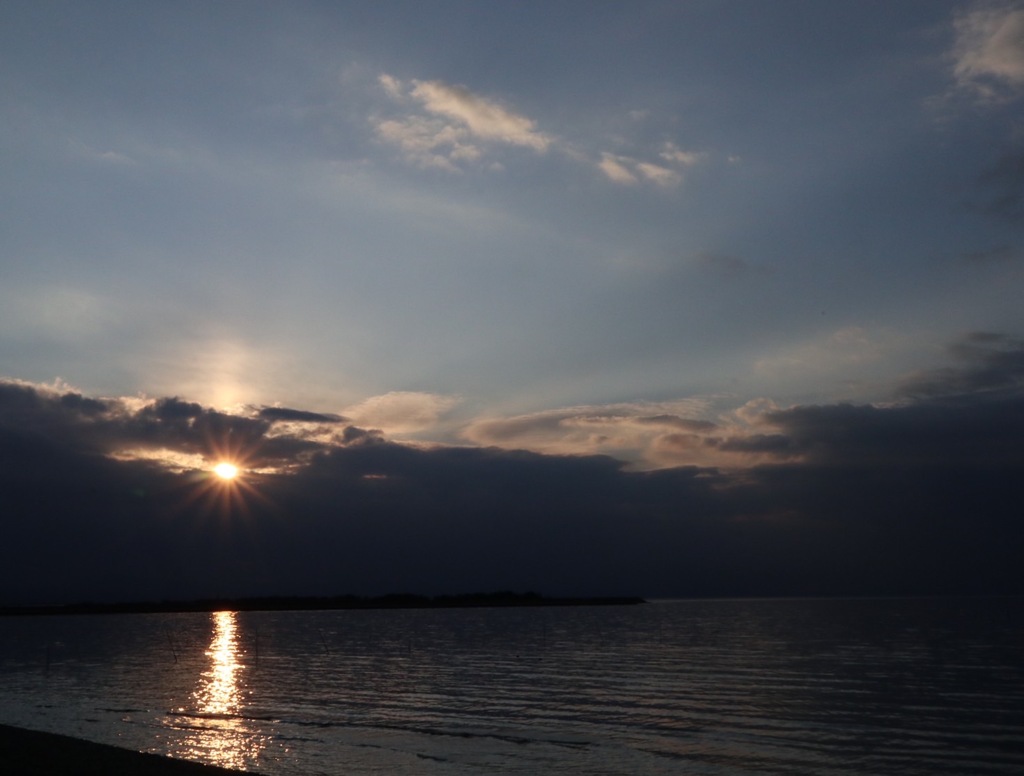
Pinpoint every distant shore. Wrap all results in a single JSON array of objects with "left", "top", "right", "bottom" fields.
[
  {"left": 0, "top": 591, "right": 646, "bottom": 617},
  {"left": 0, "top": 724, "right": 257, "bottom": 775}
]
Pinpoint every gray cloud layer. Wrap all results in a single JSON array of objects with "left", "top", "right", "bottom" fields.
[{"left": 2, "top": 334, "right": 1022, "bottom": 605}]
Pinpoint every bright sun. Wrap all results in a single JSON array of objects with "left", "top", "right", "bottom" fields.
[{"left": 213, "top": 462, "right": 239, "bottom": 480}]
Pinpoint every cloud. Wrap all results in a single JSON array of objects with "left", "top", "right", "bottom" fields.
[
  {"left": 952, "top": 3, "right": 1024, "bottom": 99},
  {"left": 760, "top": 401, "right": 997, "bottom": 466},
  {"left": 461, "top": 399, "right": 783, "bottom": 469},
  {"left": 342, "top": 391, "right": 459, "bottom": 435},
  {"left": 598, "top": 153, "right": 640, "bottom": 185},
  {"left": 597, "top": 145, "right": 701, "bottom": 187},
  {"left": 730, "top": 333, "right": 1024, "bottom": 469},
  {"left": 2, "top": 341, "right": 1023, "bottom": 604},
  {"left": 374, "top": 74, "right": 548, "bottom": 171},
  {"left": 374, "top": 116, "right": 482, "bottom": 172},
  {"left": 375, "top": 74, "right": 704, "bottom": 186},
  {"left": 257, "top": 406, "right": 346, "bottom": 424},
  {"left": 660, "top": 142, "right": 703, "bottom": 167},
  {"left": 408, "top": 80, "right": 552, "bottom": 152},
  {"left": 0, "top": 381, "right": 328, "bottom": 473},
  {"left": 461, "top": 334, "right": 1024, "bottom": 473},
  {"left": 898, "top": 331, "right": 1024, "bottom": 398},
  {"left": 635, "top": 162, "right": 681, "bottom": 187},
  {"left": 377, "top": 73, "right": 404, "bottom": 100}
]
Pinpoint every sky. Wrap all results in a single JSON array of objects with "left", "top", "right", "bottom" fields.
[{"left": 1, "top": 1, "right": 1023, "bottom": 604}]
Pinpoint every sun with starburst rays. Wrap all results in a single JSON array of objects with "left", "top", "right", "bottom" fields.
[{"left": 175, "top": 427, "right": 275, "bottom": 520}]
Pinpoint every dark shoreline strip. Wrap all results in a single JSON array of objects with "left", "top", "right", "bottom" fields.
[
  {"left": 0, "top": 724, "right": 258, "bottom": 775},
  {"left": 1, "top": 592, "right": 646, "bottom": 617}
]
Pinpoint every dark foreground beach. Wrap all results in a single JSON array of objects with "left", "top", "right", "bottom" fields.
[{"left": 0, "top": 725, "right": 257, "bottom": 776}]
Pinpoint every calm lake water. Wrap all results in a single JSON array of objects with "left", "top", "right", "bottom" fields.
[{"left": 0, "top": 598, "right": 1021, "bottom": 775}]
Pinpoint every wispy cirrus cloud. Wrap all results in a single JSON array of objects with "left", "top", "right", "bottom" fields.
[
  {"left": 373, "top": 74, "right": 549, "bottom": 171},
  {"left": 374, "top": 115, "right": 483, "bottom": 172},
  {"left": 407, "top": 79, "right": 552, "bottom": 152},
  {"left": 597, "top": 143, "right": 703, "bottom": 187},
  {"left": 374, "top": 74, "right": 703, "bottom": 187},
  {"left": 596, "top": 153, "right": 641, "bottom": 185},
  {"left": 952, "top": 3, "right": 1024, "bottom": 100},
  {"left": 599, "top": 153, "right": 687, "bottom": 187}
]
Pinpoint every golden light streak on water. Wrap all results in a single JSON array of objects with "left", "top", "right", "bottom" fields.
[
  {"left": 198, "top": 611, "right": 242, "bottom": 716},
  {"left": 179, "top": 611, "right": 266, "bottom": 771}
]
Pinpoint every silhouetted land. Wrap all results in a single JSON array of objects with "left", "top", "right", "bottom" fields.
[
  {"left": 0, "top": 591, "right": 646, "bottom": 616},
  {"left": 0, "top": 724, "right": 257, "bottom": 775}
]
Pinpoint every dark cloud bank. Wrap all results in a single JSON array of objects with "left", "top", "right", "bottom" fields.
[{"left": 2, "top": 335, "right": 1023, "bottom": 606}]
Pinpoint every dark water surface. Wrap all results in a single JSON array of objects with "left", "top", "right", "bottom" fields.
[{"left": 1, "top": 597, "right": 1021, "bottom": 774}]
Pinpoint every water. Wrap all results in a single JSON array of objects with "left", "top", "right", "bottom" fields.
[{"left": 0, "top": 598, "right": 1021, "bottom": 774}]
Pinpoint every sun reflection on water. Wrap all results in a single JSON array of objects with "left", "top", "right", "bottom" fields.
[
  {"left": 173, "top": 610, "right": 266, "bottom": 771},
  {"left": 198, "top": 611, "right": 243, "bottom": 716}
]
